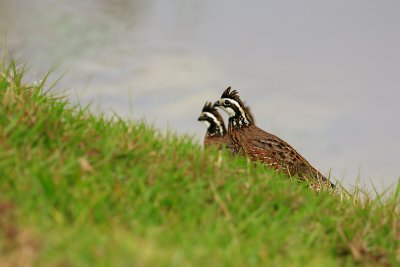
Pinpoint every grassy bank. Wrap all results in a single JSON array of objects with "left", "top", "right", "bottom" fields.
[{"left": 0, "top": 58, "right": 399, "bottom": 267}]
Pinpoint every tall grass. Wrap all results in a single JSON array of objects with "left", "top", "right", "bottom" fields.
[{"left": 0, "top": 55, "right": 399, "bottom": 267}]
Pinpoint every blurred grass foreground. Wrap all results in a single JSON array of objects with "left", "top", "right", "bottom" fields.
[{"left": 0, "top": 53, "right": 399, "bottom": 267}]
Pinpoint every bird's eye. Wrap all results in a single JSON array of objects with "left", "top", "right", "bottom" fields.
[{"left": 224, "top": 100, "right": 230, "bottom": 105}]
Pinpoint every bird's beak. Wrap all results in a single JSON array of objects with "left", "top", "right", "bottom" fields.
[
  {"left": 213, "top": 100, "right": 221, "bottom": 107},
  {"left": 197, "top": 115, "right": 203, "bottom": 121}
]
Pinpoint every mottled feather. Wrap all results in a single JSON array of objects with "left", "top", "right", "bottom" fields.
[{"left": 218, "top": 87, "right": 333, "bottom": 188}]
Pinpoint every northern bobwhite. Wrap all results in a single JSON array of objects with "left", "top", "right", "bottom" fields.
[
  {"left": 214, "top": 87, "right": 334, "bottom": 188},
  {"left": 198, "top": 102, "right": 232, "bottom": 150},
  {"left": 198, "top": 101, "right": 256, "bottom": 151}
]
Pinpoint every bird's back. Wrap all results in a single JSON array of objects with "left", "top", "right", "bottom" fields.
[{"left": 231, "top": 124, "right": 330, "bottom": 184}]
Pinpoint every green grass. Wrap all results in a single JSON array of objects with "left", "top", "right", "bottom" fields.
[{"left": 0, "top": 57, "right": 399, "bottom": 267}]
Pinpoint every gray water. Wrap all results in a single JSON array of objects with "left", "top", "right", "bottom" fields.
[{"left": 1, "top": 0, "right": 399, "bottom": 190}]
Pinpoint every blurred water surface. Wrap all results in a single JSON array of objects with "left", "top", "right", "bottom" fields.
[{"left": 1, "top": 0, "right": 399, "bottom": 190}]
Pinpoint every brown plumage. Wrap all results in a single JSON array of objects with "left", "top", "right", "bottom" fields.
[
  {"left": 198, "top": 101, "right": 255, "bottom": 151},
  {"left": 214, "top": 87, "right": 334, "bottom": 188}
]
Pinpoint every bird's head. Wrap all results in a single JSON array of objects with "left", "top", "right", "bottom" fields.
[
  {"left": 198, "top": 101, "right": 226, "bottom": 136},
  {"left": 214, "top": 87, "right": 251, "bottom": 125}
]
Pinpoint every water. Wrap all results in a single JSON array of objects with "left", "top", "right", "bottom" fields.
[{"left": 1, "top": 0, "right": 399, "bottom": 190}]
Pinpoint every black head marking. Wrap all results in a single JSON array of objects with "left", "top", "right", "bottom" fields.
[
  {"left": 201, "top": 101, "right": 225, "bottom": 124},
  {"left": 202, "top": 101, "right": 216, "bottom": 113},
  {"left": 221, "top": 86, "right": 237, "bottom": 98},
  {"left": 220, "top": 86, "right": 246, "bottom": 109},
  {"left": 198, "top": 101, "right": 227, "bottom": 136}
]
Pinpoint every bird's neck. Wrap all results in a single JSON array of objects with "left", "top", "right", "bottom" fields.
[
  {"left": 229, "top": 114, "right": 251, "bottom": 129},
  {"left": 207, "top": 123, "right": 226, "bottom": 137}
]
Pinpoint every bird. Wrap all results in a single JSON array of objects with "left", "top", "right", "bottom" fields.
[
  {"left": 198, "top": 102, "right": 232, "bottom": 151},
  {"left": 198, "top": 101, "right": 256, "bottom": 151},
  {"left": 214, "top": 87, "right": 334, "bottom": 188}
]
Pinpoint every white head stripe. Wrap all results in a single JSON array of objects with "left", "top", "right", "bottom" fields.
[
  {"left": 221, "top": 98, "right": 249, "bottom": 124},
  {"left": 218, "top": 106, "right": 235, "bottom": 117},
  {"left": 203, "top": 112, "right": 224, "bottom": 136}
]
